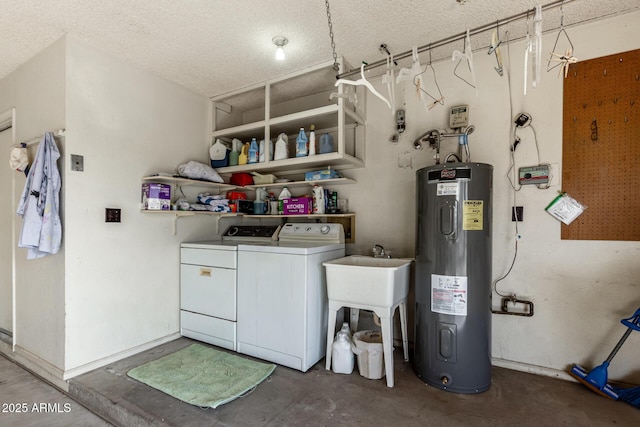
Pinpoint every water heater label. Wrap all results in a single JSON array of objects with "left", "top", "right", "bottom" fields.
[
  {"left": 437, "top": 182, "right": 459, "bottom": 196},
  {"left": 463, "top": 200, "right": 483, "bottom": 230},
  {"left": 431, "top": 274, "right": 468, "bottom": 316}
]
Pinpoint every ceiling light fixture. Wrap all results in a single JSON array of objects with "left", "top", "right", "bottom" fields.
[{"left": 272, "top": 36, "right": 288, "bottom": 61}]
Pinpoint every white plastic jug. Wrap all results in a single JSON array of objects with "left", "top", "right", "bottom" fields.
[
  {"left": 332, "top": 333, "right": 354, "bottom": 374},
  {"left": 312, "top": 185, "right": 325, "bottom": 214},
  {"left": 274, "top": 133, "right": 288, "bottom": 160}
]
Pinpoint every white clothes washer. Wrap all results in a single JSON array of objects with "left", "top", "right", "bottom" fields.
[{"left": 236, "top": 223, "right": 345, "bottom": 372}]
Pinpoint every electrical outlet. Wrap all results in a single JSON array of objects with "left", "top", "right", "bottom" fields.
[
  {"left": 71, "top": 154, "right": 84, "bottom": 171},
  {"left": 511, "top": 206, "right": 523, "bottom": 222},
  {"left": 105, "top": 208, "right": 121, "bottom": 223}
]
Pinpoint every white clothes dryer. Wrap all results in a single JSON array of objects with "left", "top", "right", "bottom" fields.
[{"left": 236, "top": 223, "right": 345, "bottom": 372}]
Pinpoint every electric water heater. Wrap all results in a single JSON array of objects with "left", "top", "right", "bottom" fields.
[{"left": 414, "top": 163, "right": 493, "bottom": 393}]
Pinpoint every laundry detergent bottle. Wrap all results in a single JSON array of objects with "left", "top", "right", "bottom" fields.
[
  {"left": 248, "top": 138, "right": 259, "bottom": 164},
  {"left": 332, "top": 323, "right": 354, "bottom": 374},
  {"left": 295, "top": 127, "right": 308, "bottom": 157},
  {"left": 277, "top": 186, "right": 291, "bottom": 215}
]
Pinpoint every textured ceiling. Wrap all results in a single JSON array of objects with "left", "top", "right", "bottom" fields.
[{"left": 0, "top": 0, "right": 638, "bottom": 98}]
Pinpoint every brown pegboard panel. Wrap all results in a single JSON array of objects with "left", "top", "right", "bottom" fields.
[{"left": 562, "top": 49, "right": 640, "bottom": 240}]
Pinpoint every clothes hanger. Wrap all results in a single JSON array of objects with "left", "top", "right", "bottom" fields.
[
  {"left": 532, "top": 4, "right": 543, "bottom": 88},
  {"left": 547, "top": 1, "right": 577, "bottom": 78},
  {"left": 523, "top": 11, "right": 532, "bottom": 95},
  {"left": 451, "top": 29, "right": 478, "bottom": 94},
  {"left": 413, "top": 46, "right": 444, "bottom": 110},
  {"left": 395, "top": 47, "right": 420, "bottom": 85},
  {"left": 381, "top": 53, "right": 396, "bottom": 116},
  {"left": 335, "top": 62, "right": 392, "bottom": 109},
  {"left": 329, "top": 86, "right": 358, "bottom": 105},
  {"left": 487, "top": 22, "right": 503, "bottom": 76}
]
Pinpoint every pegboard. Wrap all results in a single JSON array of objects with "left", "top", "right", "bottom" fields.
[{"left": 562, "top": 49, "right": 640, "bottom": 241}]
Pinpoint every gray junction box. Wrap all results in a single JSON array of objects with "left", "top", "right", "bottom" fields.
[{"left": 414, "top": 162, "right": 493, "bottom": 393}]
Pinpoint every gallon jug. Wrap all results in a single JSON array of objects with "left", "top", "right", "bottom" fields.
[
  {"left": 319, "top": 133, "right": 334, "bottom": 154},
  {"left": 277, "top": 186, "right": 291, "bottom": 215},
  {"left": 274, "top": 133, "right": 288, "bottom": 161},
  {"left": 312, "top": 185, "right": 325, "bottom": 214},
  {"left": 332, "top": 330, "right": 355, "bottom": 374},
  {"left": 259, "top": 139, "right": 273, "bottom": 162},
  {"left": 308, "top": 125, "right": 316, "bottom": 156},
  {"left": 209, "top": 139, "right": 230, "bottom": 168},
  {"left": 228, "top": 138, "right": 242, "bottom": 166},
  {"left": 239, "top": 143, "right": 249, "bottom": 165},
  {"left": 295, "top": 128, "right": 308, "bottom": 157},
  {"left": 248, "top": 138, "right": 258, "bottom": 164}
]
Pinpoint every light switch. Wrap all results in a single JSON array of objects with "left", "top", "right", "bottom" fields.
[{"left": 105, "top": 208, "right": 121, "bottom": 223}]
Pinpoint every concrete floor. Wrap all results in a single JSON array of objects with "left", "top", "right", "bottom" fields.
[
  {"left": 0, "top": 354, "right": 111, "bottom": 426},
  {"left": 56, "top": 337, "right": 639, "bottom": 427}
]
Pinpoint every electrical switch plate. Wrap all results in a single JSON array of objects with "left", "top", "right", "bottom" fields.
[
  {"left": 511, "top": 206, "right": 523, "bottom": 222},
  {"left": 396, "top": 109, "right": 406, "bottom": 133},
  {"left": 71, "top": 154, "right": 84, "bottom": 171},
  {"left": 105, "top": 208, "right": 121, "bottom": 223},
  {"left": 449, "top": 105, "right": 469, "bottom": 129}
]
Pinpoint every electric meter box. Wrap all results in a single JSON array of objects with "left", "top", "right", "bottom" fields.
[
  {"left": 519, "top": 165, "right": 550, "bottom": 185},
  {"left": 450, "top": 105, "right": 469, "bottom": 129}
]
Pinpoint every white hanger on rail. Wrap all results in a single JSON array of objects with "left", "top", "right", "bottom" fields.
[
  {"left": 335, "top": 62, "right": 392, "bottom": 110},
  {"left": 381, "top": 53, "right": 396, "bottom": 116},
  {"left": 451, "top": 29, "right": 478, "bottom": 95}
]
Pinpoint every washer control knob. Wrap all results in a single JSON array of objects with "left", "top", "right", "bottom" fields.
[
  {"left": 227, "top": 226, "right": 239, "bottom": 236},
  {"left": 306, "top": 226, "right": 312, "bottom": 232},
  {"left": 320, "top": 225, "right": 331, "bottom": 234}
]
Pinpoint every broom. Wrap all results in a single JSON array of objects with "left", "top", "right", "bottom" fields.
[{"left": 569, "top": 307, "right": 640, "bottom": 407}]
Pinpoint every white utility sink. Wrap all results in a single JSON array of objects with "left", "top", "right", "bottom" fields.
[
  {"left": 323, "top": 255, "right": 412, "bottom": 307},
  {"left": 323, "top": 255, "right": 413, "bottom": 387}
]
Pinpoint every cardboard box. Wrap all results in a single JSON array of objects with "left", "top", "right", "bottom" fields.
[
  {"left": 283, "top": 197, "right": 313, "bottom": 215},
  {"left": 304, "top": 169, "right": 339, "bottom": 181},
  {"left": 142, "top": 183, "right": 171, "bottom": 210}
]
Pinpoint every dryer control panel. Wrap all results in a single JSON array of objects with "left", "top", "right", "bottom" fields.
[{"left": 278, "top": 223, "right": 344, "bottom": 243}]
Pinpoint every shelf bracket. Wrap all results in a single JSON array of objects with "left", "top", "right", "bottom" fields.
[{"left": 172, "top": 212, "right": 195, "bottom": 235}]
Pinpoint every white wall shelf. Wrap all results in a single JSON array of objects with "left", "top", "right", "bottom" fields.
[
  {"left": 244, "top": 177, "right": 355, "bottom": 190},
  {"left": 210, "top": 58, "right": 366, "bottom": 176},
  {"left": 142, "top": 175, "right": 236, "bottom": 191}
]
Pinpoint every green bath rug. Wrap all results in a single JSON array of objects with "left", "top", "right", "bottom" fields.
[{"left": 127, "top": 343, "right": 276, "bottom": 408}]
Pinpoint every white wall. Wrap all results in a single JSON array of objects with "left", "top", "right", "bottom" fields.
[
  {"left": 62, "top": 36, "right": 217, "bottom": 375},
  {"left": 339, "top": 11, "right": 640, "bottom": 382},
  {"left": 0, "top": 37, "right": 67, "bottom": 374}
]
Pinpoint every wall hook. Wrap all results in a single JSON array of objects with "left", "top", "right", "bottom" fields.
[{"left": 613, "top": 98, "right": 618, "bottom": 104}]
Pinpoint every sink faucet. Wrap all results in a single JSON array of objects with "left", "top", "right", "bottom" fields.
[{"left": 373, "top": 244, "right": 388, "bottom": 258}]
